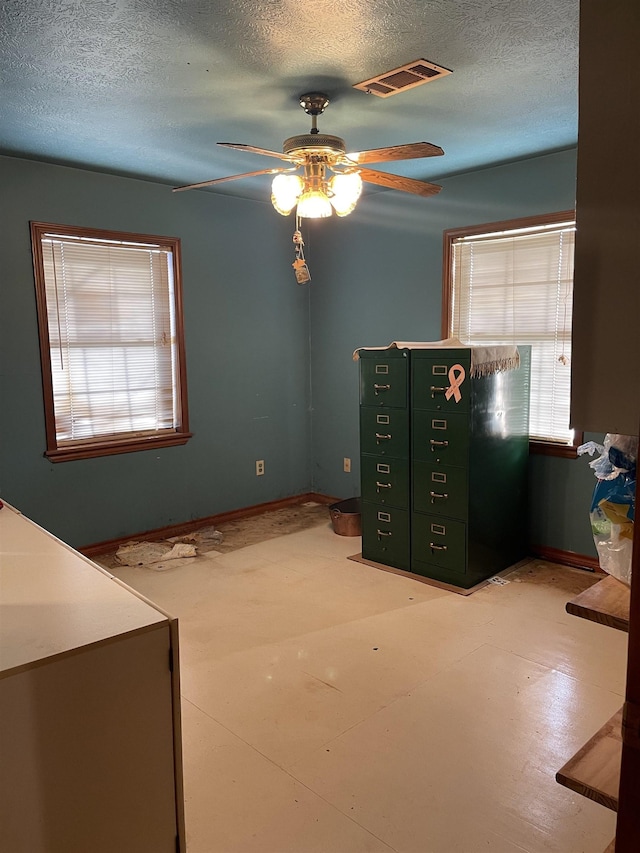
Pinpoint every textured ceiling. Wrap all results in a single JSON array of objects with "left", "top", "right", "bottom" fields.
[{"left": 0, "top": 0, "right": 579, "bottom": 200}]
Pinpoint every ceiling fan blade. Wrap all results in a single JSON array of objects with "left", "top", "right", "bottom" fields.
[
  {"left": 358, "top": 168, "right": 442, "bottom": 197},
  {"left": 172, "top": 167, "right": 290, "bottom": 193},
  {"left": 345, "top": 142, "right": 444, "bottom": 164},
  {"left": 217, "top": 142, "right": 295, "bottom": 161}
]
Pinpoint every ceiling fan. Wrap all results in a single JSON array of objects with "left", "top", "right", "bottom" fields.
[{"left": 172, "top": 92, "right": 445, "bottom": 219}]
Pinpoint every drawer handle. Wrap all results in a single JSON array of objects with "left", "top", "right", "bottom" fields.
[
  {"left": 376, "top": 481, "right": 392, "bottom": 491},
  {"left": 429, "top": 439, "right": 449, "bottom": 450},
  {"left": 375, "top": 433, "right": 392, "bottom": 443},
  {"left": 374, "top": 383, "right": 390, "bottom": 394},
  {"left": 430, "top": 385, "right": 447, "bottom": 397},
  {"left": 377, "top": 529, "right": 393, "bottom": 539},
  {"left": 429, "top": 491, "right": 448, "bottom": 502},
  {"left": 430, "top": 543, "right": 447, "bottom": 551}
]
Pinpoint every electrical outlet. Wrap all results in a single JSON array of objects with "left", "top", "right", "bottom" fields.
[
  {"left": 343, "top": 457, "right": 351, "bottom": 473},
  {"left": 256, "top": 459, "right": 265, "bottom": 476}
]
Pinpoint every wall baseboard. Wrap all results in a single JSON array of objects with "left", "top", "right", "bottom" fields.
[
  {"left": 81, "top": 507, "right": 600, "bottom": 576},
  {"left": 530, "top": 544, "right": 602, "bottom": 573},
  {"left": 79, "top": 492, "right": 341, "bottom": 557}
]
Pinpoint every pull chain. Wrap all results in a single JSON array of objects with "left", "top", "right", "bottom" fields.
[{"left": 292, "top": 214, "right": 311, "bottom": 284}]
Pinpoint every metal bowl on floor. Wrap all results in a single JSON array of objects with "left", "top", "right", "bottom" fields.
[{"left": 328, "top": 497, "right": 362, "bottom": 536}]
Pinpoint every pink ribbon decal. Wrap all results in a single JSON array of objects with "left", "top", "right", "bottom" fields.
[{"left": 444, "top": 364, "right": 466, "bottom": 403}]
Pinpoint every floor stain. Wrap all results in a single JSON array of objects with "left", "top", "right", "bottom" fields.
[
  {"left": 506, "top": 559, "right": 600, "bottom": 595},
  {"left": 211, "top": 503, "right": 332, "bottom": 553}
]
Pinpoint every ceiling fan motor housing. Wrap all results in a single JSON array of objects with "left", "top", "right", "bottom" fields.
[{"left": 283, "top": 133, "right": 347, "bottom": 160}]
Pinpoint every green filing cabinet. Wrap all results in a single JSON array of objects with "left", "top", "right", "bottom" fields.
[
  {"left": 359, "top": 349, "right": 410, "bottom": 570},
  {"left": 359, "top": 345, "right": 530, "bottom": 588}
]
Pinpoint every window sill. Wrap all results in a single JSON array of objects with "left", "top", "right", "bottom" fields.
[
  {"left": 529, "top": 437, "right": 582, "bottom": 459},
  {"left": 45, "top": 432, "right": 193, "bottom": 462}
]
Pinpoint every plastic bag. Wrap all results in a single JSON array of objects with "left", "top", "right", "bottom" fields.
[{"left": 577, "top": 434, "right": 637, "bottom": 585}]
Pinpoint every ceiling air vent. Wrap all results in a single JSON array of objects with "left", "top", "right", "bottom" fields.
[{"left": 353, "top": 59, "right": 452, "bottom": 98}]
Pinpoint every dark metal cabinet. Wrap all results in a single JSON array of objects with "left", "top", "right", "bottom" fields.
[
  {"left": 359, "top": 346, "right": 530, "bottom": 589},
  {"left": 359, "top": 349, "right": 410, "bottom": 570}
]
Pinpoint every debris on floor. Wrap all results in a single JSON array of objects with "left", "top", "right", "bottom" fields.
[
  {"left": 157, "top": 543, "right": 198, "bottom": 561},
  {"left": 92, "top": 501, "right": 331, "bottom": 570},
  {"left": 115, "top": 542, "right": 171, "bottom": 566},
  {"left": 169, "top": 526, "right": 224, "bottom": 552},
  {"left": 115, "top": 541, "right": 198, "bottom": 568}
]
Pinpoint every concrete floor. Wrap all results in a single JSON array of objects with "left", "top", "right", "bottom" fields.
[{"left": 104, "top": 520, "right": 625, "bottom": 853}]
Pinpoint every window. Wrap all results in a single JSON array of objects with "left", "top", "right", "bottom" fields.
[
  {"left": 443, "top": 211, "right": 580, "bottom": 456},
  {"left": 31, "top": 222, "right": 191, "bottom": 461}
]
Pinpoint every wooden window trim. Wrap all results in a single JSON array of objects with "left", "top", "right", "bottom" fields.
[
  {"left": 528, "top": 437, "right": 583, "bottom": 459},
  {"left": 31, "top": 222, "right": 191, "bottom": 462},
  {"left": 442, "top": 210, "right": 582, "bottom": 458}
]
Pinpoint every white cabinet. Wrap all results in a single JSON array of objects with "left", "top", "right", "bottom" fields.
[{"left": 0, "top": 502, "right": 185, "bottom": 853}]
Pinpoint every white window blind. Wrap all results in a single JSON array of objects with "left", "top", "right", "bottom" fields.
[
  {"left": 450, "top": 221, "right": 575, "bottom": 443},
  {"left": 40, "top": 233, "right": 181, "bottom": 446}
]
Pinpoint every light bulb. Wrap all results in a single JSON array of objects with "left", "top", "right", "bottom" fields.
[
  {"left": 329, "top": 172, "right": 363, "bottom": 216},
  {"left": 296, "top": 189, "right": 332, "bottom": 219},
  {"left": 271, "top": 174, "right": 303, "bottom": 215}
]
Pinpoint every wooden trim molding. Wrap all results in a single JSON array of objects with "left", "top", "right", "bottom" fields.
[
  {"left": 530, "top": 544, "right": 601, "bottom": 573},
  {"left": 79, "top": 492, "right": 340, "bottom": 556},
  {"left": 45, "top": 432, "right": 193, "bottom": 462},
  {"left": 529, "top": 435, "right": 584, "bottom": 458},
  {"left": 441, "top": 229, "right": 455, "bottom": 340}
]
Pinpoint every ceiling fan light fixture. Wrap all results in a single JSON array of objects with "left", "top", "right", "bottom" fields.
[
  {"left": 172, "top": 91, "right": 445, "bottom": 221},
  {"left": 329, "top": 172, "right": 363, "bottom": 216},
  {"left": 296, "top": 188, "right": 333, "bottom": 219},
  {"left": 271, "top": 174, "right": 304, "bottom": 215}
]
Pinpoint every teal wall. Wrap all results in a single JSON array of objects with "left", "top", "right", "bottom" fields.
[
  {"left": 309, "top": 148, "right": 598, "bottom": 557},
  {"left": 0, "top": 149, "right": 599, "bottom": 556},
  {"left": 0, "top": 156, "right": 311, "bottom": 546}
]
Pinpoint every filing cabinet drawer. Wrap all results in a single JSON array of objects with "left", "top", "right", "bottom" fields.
[
  {"left": 359, "top": 354, "right": 408, "bottom": 408},
  {"left": 361, "top": 456, "right": 409, "bottom": 508},
  {"left": 412, "top": 461, "right": 468, "bottom": 519},
  {"left": 360, "top": 407, "right": 409, "bottom": 458},
  {"left": 361, "top": 503, "right": 410, "bottom": 571},
  {"left": 412, "top": 514, "right": 467, "bottom": 574},
  {"left": 412, "top": 351, "right": 471, "bottom": 413},
  {"left": 412, "top": 410, "right": 469, "bottom": 466}
]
